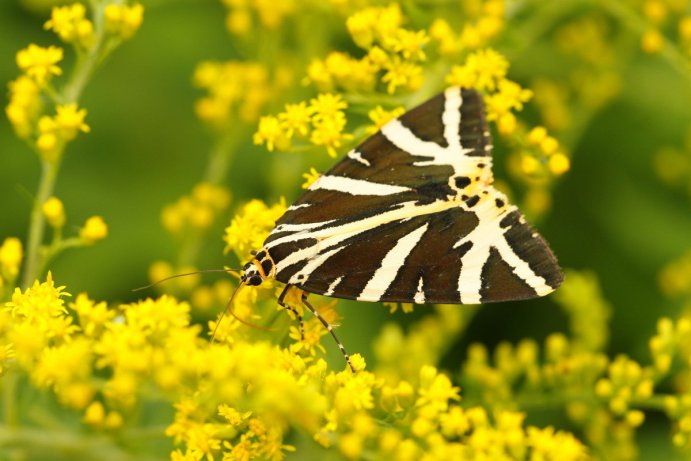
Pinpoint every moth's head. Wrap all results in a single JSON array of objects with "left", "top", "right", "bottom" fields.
[
  {"left": 241, "top": 261, "right": 264, "bottom": 286},
  {"left": 241, "top": 249, "right": 275, "bottom": 286}
]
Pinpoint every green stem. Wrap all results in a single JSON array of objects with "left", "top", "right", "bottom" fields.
[
  {"left": 21, "top": 2, "right": 119, "bottom": 288},
  {"left": 2, "top": 371, "right": 19, "bottom": 428},
  {"left": 21, "top": 159, "right": 60, "bottom": 289},
  {"left": 203, "top": 130, "right": 241, "bottom": 186}
]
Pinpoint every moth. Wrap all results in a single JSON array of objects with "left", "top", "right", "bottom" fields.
[{"left": 239, "top": 87, "right": 563, "bottom": 370}]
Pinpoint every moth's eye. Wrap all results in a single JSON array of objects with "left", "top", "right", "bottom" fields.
[{"left": 243, "top": 262, "right": 253, "bottom": 271}]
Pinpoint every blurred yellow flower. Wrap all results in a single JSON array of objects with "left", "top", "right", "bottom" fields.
[
  {"left": 16, "top": 44, "right": 63, "bottom": 86},
  {"left": 80, "top": 216, "right": 108, "bottom": 243}
]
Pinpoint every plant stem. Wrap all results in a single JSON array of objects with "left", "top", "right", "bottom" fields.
[
  {"left": 20, "top": 159, "right": 60, "bottom": 289},
  {"left": 20, "top": 2, "right": 114, "bottom": 288}
]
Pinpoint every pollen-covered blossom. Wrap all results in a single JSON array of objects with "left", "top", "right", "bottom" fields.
[
  {"left": 44, "top": 3, "right": 95, "bottom": 48},
  {"left": 223, "top": 197, "right": 286, "bottom": 261}
]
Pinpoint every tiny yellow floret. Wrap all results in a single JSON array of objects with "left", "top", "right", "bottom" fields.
[
  {"left": 80, "top": 216, "right": 108, "bottom": 244},
  {"left": 55, "top": 103, "right": 90, "bottom": 140},
  {"left": 16, "top": 44, "right": 63, "bottom": 86},
  {"left": 641, "top": 29, "right": 664, "bottom": 53},
  {"left": 44, "top": 3, "right": 95, "bottom": 48},
  {"left": 301, "top": 167, "right": 321, "bottom": 189},
  {"left": 104, "top": 3, "right": 144, "bottom": 39},
  {"left": 548, "top": 152, "right": 571, "bottom": 175},
  {"left": 0, "top": 237, "right": 23, "bottom": 276},
  {"left": 42, "top": 196, "right": 66, "bottom": 228}
]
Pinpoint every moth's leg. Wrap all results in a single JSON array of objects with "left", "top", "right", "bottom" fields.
[
  {"left": 277, "top": 285, "right": 305, "bottom": 340},
  {"left": 301, "top": 292, "right": 355, "bottom": 373}
]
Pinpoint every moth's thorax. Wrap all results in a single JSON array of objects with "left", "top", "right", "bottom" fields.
[{"left": 241, "top": 249, "right": 275, "bottom": 286}]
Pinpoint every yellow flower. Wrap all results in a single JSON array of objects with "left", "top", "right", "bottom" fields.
[
  {"left": 448, "top": 48, "right": 509, "bottom": 92},
  {"left": 44, "top": 3, "right": 95, "bottom": 48},
  {"left": 70, "top": 292, "right": 116, "bottom": 337},
  {"left": 641, "top": 28, "right": 664, "bottom": 54},
  {"left": 548, "top": 152, "right": 571, "bottom": 175},
  {"left": 16, "top": 44, "right": 63, "bottom": 86},
  {"left": 310, "top": 115, "right": 350, "bottom": 158},
  {"left": 381, "top": 58, "right": 423, "bottom": 94},
  {"left": 42, "top": 196, "right": 66, "bottom": 228},
  {"left": 80, "top": 216, "right": 108, "bottom": 244},
  {"left": 55, "top": 103, "right": 90, "bottom": 140},
  {"left": 5, "top": 76, "right": 43, "bottom": 139},
  {"left": 0, "top": 237, "right": 23, "bottom": 277},
  {"left": 387, "top": 29, "right": 429, "bottom": 61},
  {"left": 309, "top": 93, "right": 348, "bottom": 122},
  {"left": 301, "top": 167, "right": 321, "bottom": 189},
  {"left": 429, "top": 19, "right": 459, "bottom": 55},
  {"left": 253, "top": 115, "right": 287, "bottom": 151},
  {"left": 279, "top": 102, "right": 312, "bottom": 138},
  {"left": 367, "top": 105, "right": 405, "bottom": 134},
  {"left": 223, "top": 198, "right": 286, "bottom": 259},
  {"left": 84, "top": 401, "right": 105, "bottom": 426},
  {"left": 104, "top": 3, "right": 144, "bottom": 40},
  {"left": 416, "top": 366, "right": 460, "bottom": 412}
]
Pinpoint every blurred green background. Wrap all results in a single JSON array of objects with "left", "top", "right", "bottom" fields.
[{"left": 1, "top": 0, "right": 691, "bottom": 458}]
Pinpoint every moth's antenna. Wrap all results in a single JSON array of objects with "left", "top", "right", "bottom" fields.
[
  {"left": 210, "top": 280, "right": 275, "bottom": 342},
  {"left": 132, "top": 268, "right": 241, "bottom": 292}
]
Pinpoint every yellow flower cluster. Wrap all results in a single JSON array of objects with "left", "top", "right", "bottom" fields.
[
  {"left": 221, "top": 0, "right": 296, "bottom": 35},
  {"left": 223, "top": 197, "right": 286, "bottom": 262},
  {"left": 6, "top": 45, "right": 91, "bottom": 156},
  {"left": 500, "top": 124, "right": 571, "bottom": 217},
  {"left": 1, "top": 269, "right": 592, "bottom": 460},
  {"left": 44, "top": 3, "right": 95, "bottom": 48},
  {"left": 162, "top": 183, "right": 231, "bottom": 236},
  {"left": 594, "top": 356, "right": 650, "bottom": 425},
  {"left": 553, "top": 270, "right": 611, "bottom": 353},
  {"left": 306, "top": 4, "right": 428, "bottom": 95},
  {"left": 254, "top": 93, "right": 353, "bottom": 157},
  {"left": 447, "top": 49, "right": 533, "bottom": 135},
  {"left": 36, "top": 103, "right": 91, "bottom": 162},
  {"left": 428, "top": 0, "right": 505, "bottom": 53},
  {"left": 635, "top": 0, "right": 691, "bottom": 54},
  {"left": 194, "top": 61, "right": 290, "bottom": 127},
  {"left": 6, "top": 2, "right": 144, "bottom": 163},
  {"left": 104, "top": 3, "right": 144, "bottom": 40},
  {"left": 374, "top": 305, "right": 466, "bottom": 383},
  {"left": 0, "top": 238, "right": 23, "bottom": 298}
]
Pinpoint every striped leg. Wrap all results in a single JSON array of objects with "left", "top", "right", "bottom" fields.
[
  {"left": 278, "top": 285, "right": 305, "bottom": 340},
  {"left": 301, "top": 292, "right": 355, "bottom": 373}
]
